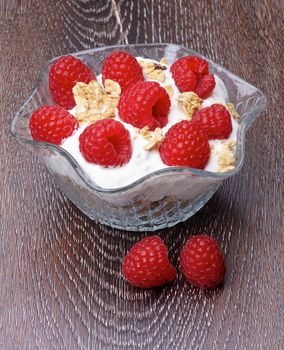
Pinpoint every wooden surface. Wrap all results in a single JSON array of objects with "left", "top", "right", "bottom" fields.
[{"left": 1, "top": 1, "right": 283, "bottom": 349}]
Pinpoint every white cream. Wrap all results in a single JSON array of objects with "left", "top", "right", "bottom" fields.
[{"left": 62, "top": 58, "right": 238, "bottom": 189}]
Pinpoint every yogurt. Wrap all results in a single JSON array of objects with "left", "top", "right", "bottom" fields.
[{"left": 62, "top": 58, "right": 238, "bottom": 189}]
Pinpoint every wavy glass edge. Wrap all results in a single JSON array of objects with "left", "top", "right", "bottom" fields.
[{"left": 11, "top": 43, "right": 267, "bottom": 194}]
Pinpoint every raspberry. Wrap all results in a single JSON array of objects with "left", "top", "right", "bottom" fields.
[
  {"left": 118, "top": 81, "right": 171, "bottom": 130},
  {"left": 180, "top": 234, "right": 226, "bottom": 289},
  {"left": 79, "top": 119, "right": 132, "bottom": 167},
  {"left": 172, "top": 69, "right": 197, "bottom": 93},
  {"left": 29, "top": 106, "right": 78, "bottom": 145},
  {"left": 171, "top": 55, "right": 215, "bottom": 98},
  {"left": 49, "top": 55, "right": 95, "bottom": 109},
  {"left": 171, "top": 56, "right": 209, "bottom": 79},
  {"left": 195, "top": 73, "right": 216, "bottom": 99},
  {"left": 159, "top": 120, "right": 210, "bottom": 169},
  {"left": 192, "top": 104, "right": 232, "bottom": 139},
  {"left": 102, "top": 51, "right": 143, "bottom": 92},
  {"left": 122, "top": 236, "right": 176, "bottom": 288}
]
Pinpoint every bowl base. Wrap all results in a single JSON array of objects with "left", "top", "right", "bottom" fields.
[{"left": 77, "top": 187, "right": 219, "bottom": 232}]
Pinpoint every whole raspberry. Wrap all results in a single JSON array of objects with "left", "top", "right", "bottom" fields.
[
  {"left": 159, "top": 120, "right": 210, "bottom": 169},
  {"left": 79, "top": 119, "right": 132, "bottom": 167},
  {"left": 122, "top": 236, "right": 176, "bottom": 288},
  {"left": 49, "top": 55, "right": 95, "bottom": 109},
  {"left": 118, "top": 81, "right": 171, "bottom": 130},
  {"left": 180, "top": 234, "right": 226, "bottom": 289},
  {"left": 192, "top": 103, "right": 232, "bottom": 139},
  {"left": 170, "top": 55, "right": 215, "bottom": 98},
  {"left": 102, "top": 51, "right": 143, "bottom": 92},
  {"left": 29, "top": 106, "right": 78, "bottom": 145}
]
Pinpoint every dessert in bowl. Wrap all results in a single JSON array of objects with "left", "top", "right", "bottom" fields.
[{"left": 11, "top": 44, "right": 266, "bottom": 231}]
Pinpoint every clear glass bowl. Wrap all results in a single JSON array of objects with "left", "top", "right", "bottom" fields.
[{"left": 11, "top": 44, "right": 267, "bottom": 231}]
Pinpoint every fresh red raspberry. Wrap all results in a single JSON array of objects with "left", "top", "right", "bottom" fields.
[
  {"left": 180, "top": 234, "right": 226, "bottom": 289},
  {"left": 195, "top": 73, "right": 216, "bottom": 99},
  {"left": 102, "top": 51, "right": 143, "bottom": 92},
  {"left": 172, "top": 69, "right": 197, "bottom": 93},
  {"left": 118, "top": 81, "right": 171, "bottom": 130},
  {"left": 29, "top": 106, "right": 78, "bottom": 145},
  {"left": 49, "top": 55, "right": 95, "bottom": 109},
  {"left": 192, "top": 103, "right": 232, "bottom": 139},
  {"left": 79, "top": 119, "right": 131, "bottom": 167},
  {"left": 171, "top": 56, "right": 209, "bottom": 79},
  {"left": 171, "top": 55, "right": 215, "bottom": 98},
  {"left": 159, "top": 120, "right": 210, "bottom": 169},
  {"left": 122, "top": 236, "right": 176, "bottom": 288}
]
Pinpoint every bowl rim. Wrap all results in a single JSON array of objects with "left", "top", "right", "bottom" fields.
[{"left": 11, "top": 43, "right": 267, "bottom": 194}]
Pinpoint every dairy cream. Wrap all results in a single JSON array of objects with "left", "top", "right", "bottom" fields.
[{"left": 62, "top": 58, "right": 238, "bottom": 189}]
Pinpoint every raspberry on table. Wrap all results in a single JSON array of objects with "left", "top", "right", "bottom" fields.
[
  {"left": 122, "top": 236, "right": 176, "bottom": 288},
  {"left": 49, "top": 55, "right": 95, "bottom": 109},
  {"left": 118, "top": 81, "right": 171, "bottom": 130},
  {"left": 102, "top": 51, "right": 143, "bottom": 92},
  {"left": 170, "top": 55, "right": 215, "bottom": 98},
  {"left": 29, "top": 106, "right": 78, "bottom": 145},
  {"left": 192, "top": 103, "right": 232, "bottom": 139},
  {"left": 180, "top": 234, "right": 226, "bottom": 289},
  {"left": 159, "top": 120, "right": 210, "bottom": 169},
  {"left": 79, "top": 119, "right": 132, "bottom": 167}
]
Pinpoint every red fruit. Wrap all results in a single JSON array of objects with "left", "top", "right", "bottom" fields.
[
  {"left": 171, "top": 56, "right": 209, "bottom": 79},
  {"left": 122, "top": 236, "right": 176, "bottom": 288},
  {"left": 79, "top": 119, "right": 132, "bottom": 167},
  {"left": 192, "top": 103, "right": 232, "bottom": 139},
  {"left": 118, "top": 81, "right": 171, "bottom": 130},
  {"left": 172, "top": 69, "right": 197, "bottom": 93},
  {"left": 29, "top": 106, "right": 78, "bottom": 145},
  {"left": 195, "top": 73, "right": 216, "bottom": 99},
  {"left": 171, "top": 55, "right": 215, "bottom": 98},
  {"left": 102, "top": 51, "right": 143, "bottom": 92},
  {"left": 180, "top": 234, "right": 226, "bottom": 289},
  {"left": 171, "top": 57, "right": 198, "bottom": 92},
  {"left": 49, "top": 55, "right": 95, "bottom": 109},
  {"left": 159, "top": 120, "right": 210, "bottom": 169}
]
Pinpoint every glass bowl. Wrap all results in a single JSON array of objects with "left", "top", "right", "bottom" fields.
[{"left": 11, "top": 43, "right": 267, "bottom": 231}]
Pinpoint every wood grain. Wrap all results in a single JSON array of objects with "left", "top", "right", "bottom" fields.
[{"left": 0, "top": 0, "right": 283, "bottom": 349}]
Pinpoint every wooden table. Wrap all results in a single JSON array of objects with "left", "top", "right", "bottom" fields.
[{"left": 1, "top": 1, "right": 283, "bottom": 349}]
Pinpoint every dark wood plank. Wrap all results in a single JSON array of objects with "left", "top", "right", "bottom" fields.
[{"left": 0, "top": 0, "right": 283, "bottom": 349}]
